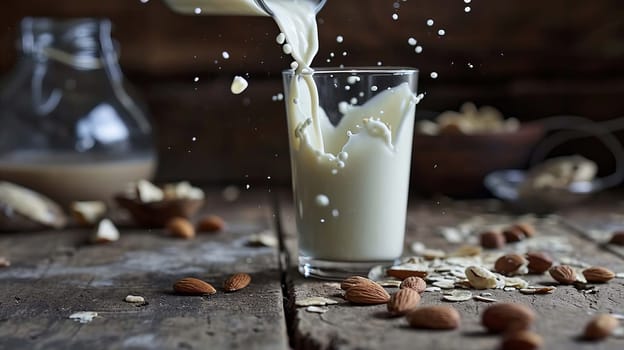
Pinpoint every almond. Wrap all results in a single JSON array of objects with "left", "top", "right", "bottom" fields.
[
  {"left": 399, "top": 276, "right": 427, "bottom": 293},
  {"left": 340, "top": 276, "right": 376, "bottom": 291},
  {"left": 584, "top": 314, "right": 619, "bottom": 340},
  {"left": 512, "top": 223, "right": 536, "bottom": 238},
  {"left": 173, "top": 277, "right": 216, "bottom": 295},
  {"left": 223, "top": 272, "right": 251, "bottom": 292},
  {"left": 503, "top": 227, "right": 525, "bottom": 243},
  {"left": 494, "top": 253, "right": 528, "bottom": 276},
  {"left": 548, "top": 265, "right": 577, "bottom": 284},
  {"left": 500, "top": 330, "right": 543, "bottom": 350},
  {"left": 344, "top": 281, "right": 390, "bottom": 304},
  {"left": 197, "top": 215, "right": 225, "bottom": 233},
  {"left": 167, "top": 217, "right": 195, "bottom": 239},
  {"left": 609, "top": 231, "right": 624, "bottom": 246},
  {"left": 386, "top": 268, "right": 428, "bottom": 280},
  {"left": 480, "top": 231, "right": 505, "bottom": 249},
  {"left": 406, "top": 306, "right": 461, "bottom": 330},
  {"left": 482, "top": 303, "right": 535, "bottom": 333},
  {"left": 525, "top": 252, "right": 553, "bottom": 274},
  {"left": 582, "top": 266, "right": 615, "bottom": 283},
  {"left": 387, "top": 288, "right": 420, "bottom": 316}
]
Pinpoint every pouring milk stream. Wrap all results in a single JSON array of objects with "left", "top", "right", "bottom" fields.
[{"left": 163, "top": 0, "right": 419, "bottom": 266}]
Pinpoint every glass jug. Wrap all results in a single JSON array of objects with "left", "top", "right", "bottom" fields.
[
  {"left": 0, "top": 18, "right": 156, "bottom": 204},
  {"left": 162, "top": 0, "right": 326, "bottom": 16}
]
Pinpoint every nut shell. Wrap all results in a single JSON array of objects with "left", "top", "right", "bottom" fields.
[
  {"left": 549, "top": 265, "right": 577, "bottom": 284},
  {"left": 482, "top": 303, "right": 535, "bottom": 333},
  {"left": 582, "top": 266, "right": 615, "bottom": 283},
  {"left": 406, "top": 306, "right": 461, "bottom": 330}
]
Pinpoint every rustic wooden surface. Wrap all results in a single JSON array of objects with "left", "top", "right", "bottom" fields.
[
  {"left": 0, "top": 190, "right": 288, "bottom": 350},
  {"left": 279, "top": 193, "right": 624, "bottom": 350},
  {"left": 1, "top": 190, "right": 624, "bottom": 349}
]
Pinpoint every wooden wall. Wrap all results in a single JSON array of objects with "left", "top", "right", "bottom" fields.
[{"left": 1, "top": 0, "right": 624, "bottom": 188}]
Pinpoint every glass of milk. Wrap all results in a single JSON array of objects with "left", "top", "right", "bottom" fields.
[{"left": 282, "top": 67, "right": 419, "bottom": 279}]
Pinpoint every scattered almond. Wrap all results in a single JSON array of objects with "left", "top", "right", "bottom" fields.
[
  {"left": 519, "top": 286, "right": 556, "bottom": 295},
  {"left": 399, "top": 276, "right": 427, "bottom": 293},
  {"left": 494, "top": 253, "right": 528, "bottom": 276},
  {"left": 480, "top": 231, "right": 505, "bottom": 249},
  {"left": 387, "top": 268, "right": 428, "bottom": 280},
  {"left": 500, "top": 330, "right": 543, "bottom": 350},
  {"left": 512, "top": 223, "right": 536, "bottom": 238},
  {"left": 583, "top": 266, "right": 615, "bottom": 283},
  {"left": 70, "top": 201, "right": 107, "bottom": 226},
  {"left": 344, "top": 281, "right": 390, "bottom": 305},
  {"left": 340, "top": 276, "right": 376, "bottom": 290},
  {"left": 549, "top": 265, "right": 577, "bottom": 284},
  {"left": 197, "top": 215, "right": 225, "bottom": 233},
  {"left": 167, "top": 217, "right": 195, "bottom": 239},
  {"left": 482, "top": 303, "right": 535, "bottom": 333},
  {"left": 124, "top": 295, "right": 146, "bottom": 303},
  {"left": 387, "top": 288, "right": 421, "bottom": 316},
  {"left": 92, "top": 219, "right": 120, "bottom": 243},
  {"left": 503, "top": 227, "right": 525, "bottom": 243},
  {"left": 525, "top": 252, "right": 553, "bottom": 274},
  {"left": 406, "top": 306, "right": 461, "bottom": 330},
  {"left": 608, "top": 231, "right": 624, "bottom": 246},
  {"left": 295, "top": 297, "right": 339, "bottom": 307},
  {"left": 0, "top": 257, "right": 10, "bottom": 267},
  {"left": 465, "top": 265, "right": 498, "bottom": 289},
  {"left": 173, "top": 277, "right": 216, "bottom": 295},
  {"left": 584, "top": 314, "right": 619, "bottom": 340},
  {"left": 449, "top": 245, "right": 482, "bottom": 257},
  {"left": 223, "top": 272, "right": 251, "bottom": 292}
]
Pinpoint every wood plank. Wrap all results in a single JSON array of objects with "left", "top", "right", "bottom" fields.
[
  {"left": 279, "top": 193, "right": 624, "bottom": 350},
  {"left": 0, "top": 190, "right": 288, "bottom": 350}
]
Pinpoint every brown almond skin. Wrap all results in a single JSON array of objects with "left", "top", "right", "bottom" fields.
[
  {"left": 387, "top": 288, "right": 421, "bottom": 316},
  {"left": 344, "top": 282, "right": 390, "bottom": 304},
  {"left": 406, "top": 306, "right": 461, "bottom": 330},
  {"left": 482, "top": 303, "right": 535, "bottom": 333},
  {"left": 386, "top": 268, "right": 428, "bottom": 280},
  {"left": 583, "top": 266, "right": 615, "bottom": 283},
  {"left": 480, "top": 231, "right": 506, "bottom": 249},
  {"left": 584, "top": 314, "right": 619, "bottom": 340},
  {"left": 494, "top": 254, "right": 527, "bottom": 276},
  {"left": 399, "top": 276, "right": 427, "bottom": 293},
  {"left": 223, "top": 273, "right": 251, "bottom": 292},
  {"left": 526, "top": 252, "right": 553, "bottom": 274},
  {"left": 501, "top": 330, "right": 543, "bottom": 350},
  {"left": 549, "top": 265, "right": 577, "bottom": 284},
  {"left": 503, "top": 227, "right": 525, "bottom": 243},
  {"left": 197, "top": 215, "right": 225, "bottom": 233},
  {"left": 340, "top": 276, "right": 375, "bottom": 291},
  {"left": 512, "top": 223, "right": 536, "bottom": 238},
  {"left": 173, "top": 277, "right": 216, "bottom": 295},
  {"left": 608, "top": 231, "right": 624, "bottom": 246},
  {"left": 167, "top": 217, "right": 195, "bottom": 239}
]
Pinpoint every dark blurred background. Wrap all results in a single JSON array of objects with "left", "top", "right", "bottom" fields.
[{"left": 2, "top": 0, "right": 624, "bottom": 191}]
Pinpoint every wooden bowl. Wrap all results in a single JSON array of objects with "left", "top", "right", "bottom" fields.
[
  {"left": 410, "top": 122, "right": 545, "bottom": 197},
  {"left": 115, "top": 196, "right": 204, "bottom": 228}
]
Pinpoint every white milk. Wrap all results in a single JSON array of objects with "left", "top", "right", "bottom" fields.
[
  {"left": 0, "top": 151, "right": 155, "bottom": 204},
  {"left": 162, "top": 0, "right": 267, "bottom": 16}
]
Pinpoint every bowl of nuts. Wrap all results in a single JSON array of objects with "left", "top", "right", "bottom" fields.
[
  {"left": 411, "top": 103, "right": 544, "bottom": 196},
  {"left": 115, "top": 180, "right": 204, "bottom": 227}
]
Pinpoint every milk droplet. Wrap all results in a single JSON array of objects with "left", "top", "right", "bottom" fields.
[
  {"left": 245, "top": 184, "right": 251, "bottom": 190},
  {"left": 342, "top": 51, "right": 347, "bottom": 56},
  {"left": 329, "top": 52, "right": 335, "bottom": 57},
  {"left": 408, "top": 37, "right": 417, "bottom": 46},
  {"left": 426, "top": 19, "right": 434, "bottom": 26},
  {"left": 377, "top": 61, "right": 383, "bottom": 66},
  {"left": 338, "top": 101, "right": 351, "bottom": 114},
  {"left": 140, "top": 0, "right": 149, "bottom": 3},
  {"left": 277, "top": 93, "right": 284, "bottom": 101},
  {"left": 349, "top": 97, "right": 357, "bottom": 104},
  {"left": 315, "top": 194, "right": 330, "bottom": 207},
  {"left": 415, "top": 46, "right": 423, "bottom": 54},
  {"left": 222, "top": 51, "right": 230, "bottom": 59},
  {"left": 344, "top": 85, "right": 351, "bottom": 91},
  {"left": 464, "top": 0, "right": 471, "bottom": 3},
  {"left": 290, "top": 61, "right": 299, "bottom": 70},
  {"left": 464, "top": 6, "right": 471, "bottom": 12},
  {"left": 192, "top": 137, "right": 197, "bottom": 141},
  {"left": 276, "top": 33, "right": 286, "bottom": 44},
  {"left": 468, "top": 62, "right": 474, "bottom": 68},
  {"left": 336, "top": 35, "right": 344, "bottom": 43},
  {"left": 437, "top": 29, "right": 446, "bottom": 36},
  {"left": 194, "top": 7, "right": 202, "bottom": 14},
  {"left": 338, "top": 151, "right": 349, "bottom": 161},
  {"left": 371, "top": 85, "right": 378, "bottom": 92},
  {"left": 392, "top": 13, "right": 399, "bottom": 20},
  {"left": 430, "top": 72, "right": 438, "bottom": 79},
  {"left": 194, "top": 76, "right": 199, "bottom": 82},
  {"left": 230, "top": 76, "right": 249, "bottom": 94},
  {"left": 347, "top": 76, "right": 360, "bottom": 84},
  {"left": 331, "top": 209, "right": 339, "bottom": 217},
  {"left": 282, "top": 44, "right": 293, "bottom": 54}
]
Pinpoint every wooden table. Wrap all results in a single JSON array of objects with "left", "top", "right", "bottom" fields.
[{"left": 1, "top": 189, "right": 623, "bottom": 349}]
